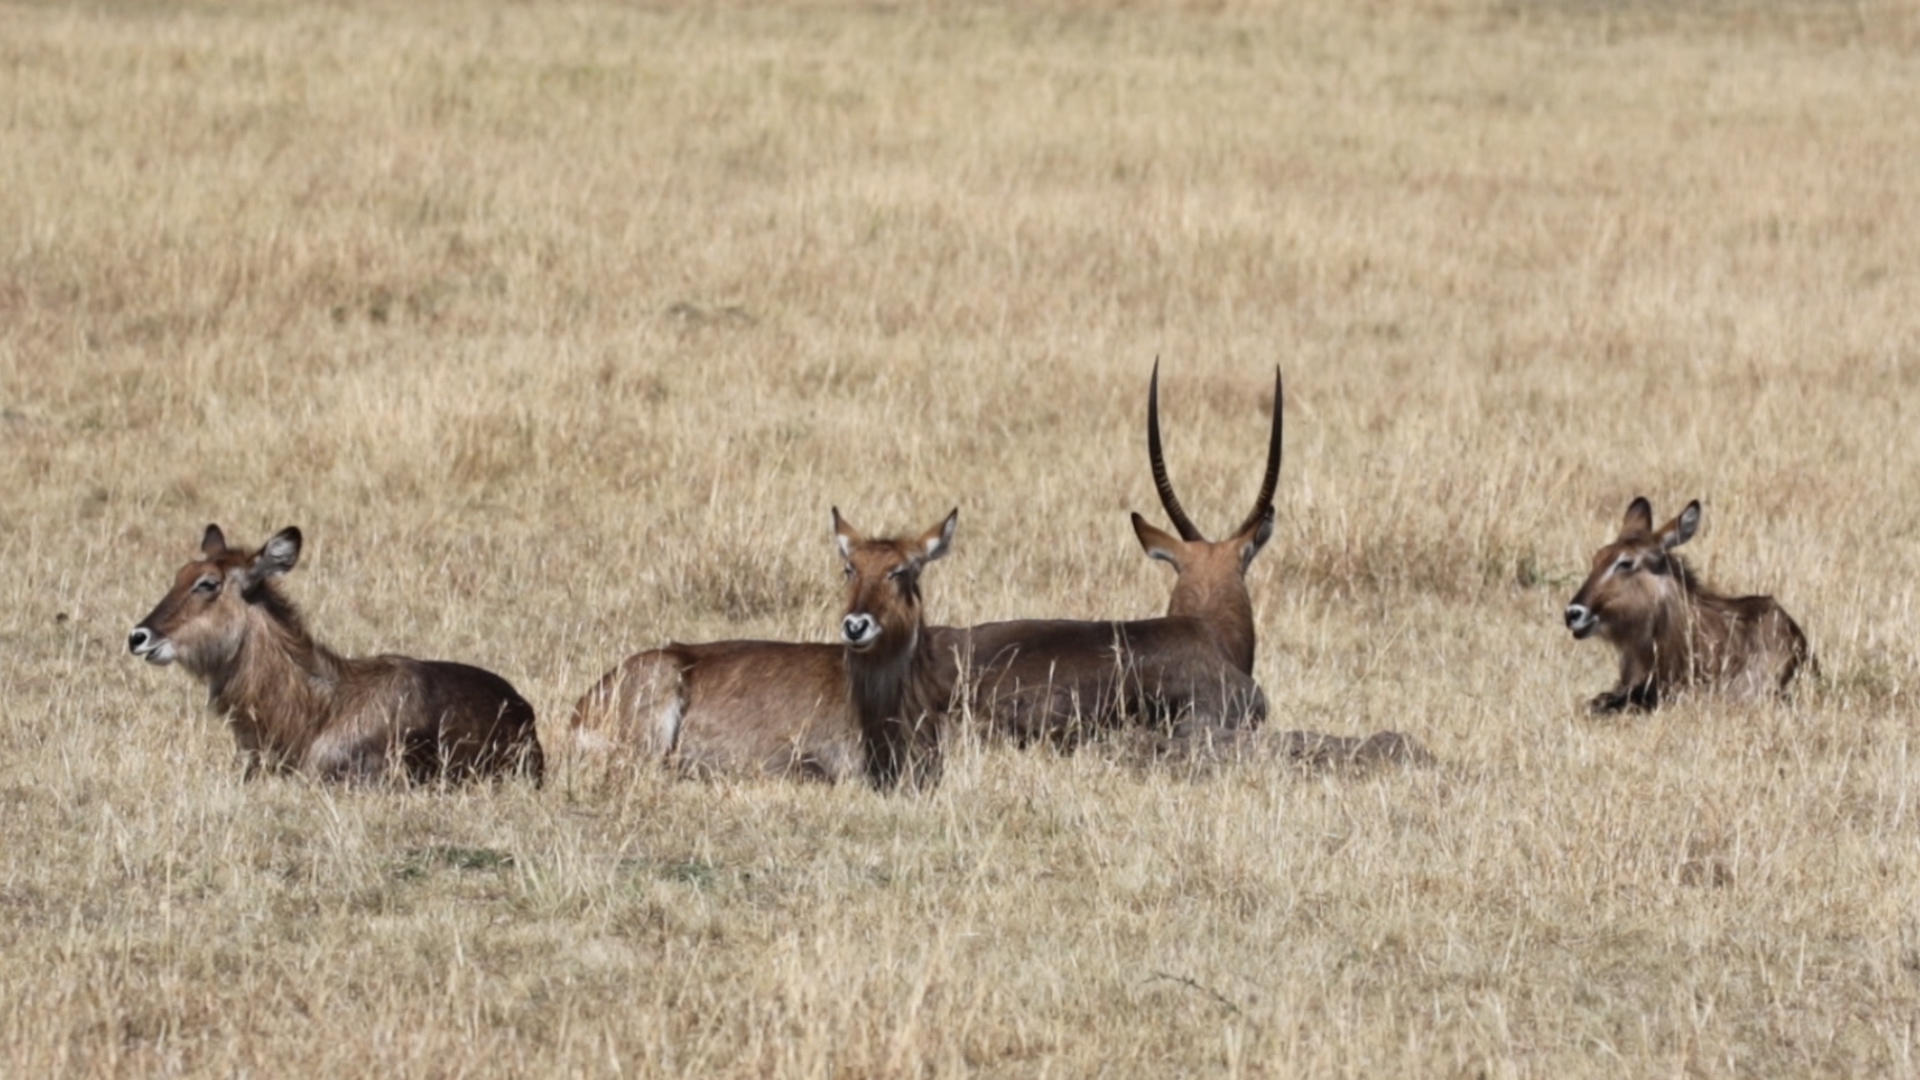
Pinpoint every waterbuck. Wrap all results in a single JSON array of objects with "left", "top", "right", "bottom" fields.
[
  {"left": 569, "top": 509, "right": 956, "bottom": 789},
  {"left": 1564, "top": 497, "right": 1810, "bottom": 712},
  {"left": 943, "top": 364, "right": 1281, "bottom": 749},
  {"left": 569, "top": 640, "right": 859, "bottom": 781},
  {"left": 834, "top": 507, "right": 958, "bottom": 789},
  {"left": 944, "top": 364, "right": 1429, "bottom": 768},
  {"left": 128, "top": 525, "right": 544, "bottom": 784}
]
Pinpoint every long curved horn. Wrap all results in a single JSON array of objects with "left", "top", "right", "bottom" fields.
[
  {"left": 1147, "top": 359, "right": 1204, "bottom": 542},
  {"left": 1231, "top": 367, "right": 1284, "bottom": 539}
]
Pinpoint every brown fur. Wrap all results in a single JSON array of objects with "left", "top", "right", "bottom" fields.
[
  {"left": 568, "top": 510, "right": 958, "bottom": 790},
  {"left": 944, "top": 366, "right": 1424, "bottom": 766},
  {"left": 569, "top": 641, "right": 860, "bottom": 781},
  {"left": 938, "top": 364, "right": 1279, "bottom": 748},
  {"left": 1565, "top": 497, "right": 1810, "bottom": 713},
  {"left": 129, "top": 525, "right": 543, "bottom": 784},
  {"left": 834, "top": 508, "right": 957, "bottom": 789},
  {"left": 571, "top": 366, "right": 1426, "bottom": 782}
]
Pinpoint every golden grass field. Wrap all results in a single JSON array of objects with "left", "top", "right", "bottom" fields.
[{"left": 4, "top": 0, "right": 1920, "bottom": 1074}]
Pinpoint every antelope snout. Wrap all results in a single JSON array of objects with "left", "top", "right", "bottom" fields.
[
  {"left": 841, "top": 613, "right": 881, "bottom": 650},
  {"left": 128, "top": 625, "right": 174, "bottom": 664},
  {"left": 1564, "top": 603, "right": 1597, "bottom": 639}
]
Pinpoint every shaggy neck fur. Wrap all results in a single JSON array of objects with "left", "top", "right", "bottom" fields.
[
  {"left": 1614, "top": 556, "right": 1735, "bottom": 689},
  {"left": 845, "top": 621, "right": 943, "bottom": 788},
  {"left": 192, "top": 585, "right": 345, "bottom": 768}
]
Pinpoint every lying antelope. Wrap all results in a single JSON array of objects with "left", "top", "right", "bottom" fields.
[
  {"left": 1565, "top": 497, "right": 1810, "bottom": 712},
  {"left": 129, "top": 525, "right": 544, "bottom": 783},
  {"left": 569, "top": 509, "right": 956, "bottom": 789},
  {"left": 945, "top": 364, "right": 1281, "bottom": 748},
  {"left": 569, "top": 639, "right": 860, "bottom": 781},
  {"left": 835, "top": 507, "right": 958, "bottom": 789},
  {"left": 946, "top": 365, "right": 1429, "bottom": 768}
]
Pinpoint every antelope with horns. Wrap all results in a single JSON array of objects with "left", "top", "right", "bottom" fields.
[
  {"left": 568, "top": 509, "right": 957, "bottom": 790},
  {"left": 129, "top": 525, "right": 544, "bottom": 784},
  {"left": 942, "top": 363, "right": 1282, "bottom": 748},
  {"left": 1565, "top": 497, "right": 1810, "bottom": 712},
  {"left": 944, "top": 364, "right": 1429, "bottom": 768}
]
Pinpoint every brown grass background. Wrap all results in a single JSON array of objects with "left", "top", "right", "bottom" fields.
[{"left": 4, "top": 0, "right": 1919, "bottom": 1074}]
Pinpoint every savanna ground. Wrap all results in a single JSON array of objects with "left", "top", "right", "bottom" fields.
[{"left": 3, "top": 0, "right": 1919, "bottom": 1074}]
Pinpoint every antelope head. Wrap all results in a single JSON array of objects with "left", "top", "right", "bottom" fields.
[
  {"left": 834, "top": 508, "right": 957, "bottom": 656},
  {"left": 1565, "top": 497, "right": 1701, "bottom": 642},
  {"left": 129, "top": 524, "right": 302, "bottom": 676},
  {"left": 1128, "top": 362, "right": 1282, "bottom": 668}
]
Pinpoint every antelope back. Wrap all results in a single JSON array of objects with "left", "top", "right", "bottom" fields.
[
  {"left": 1129, "top": 362, "right": 1282, "bottom": 671},
  {"left": 129, "top": 524, "right": 303, "bottom": 674},
  {"left": 1565, "top": 497, "right": 1700, "bottom": 642}
]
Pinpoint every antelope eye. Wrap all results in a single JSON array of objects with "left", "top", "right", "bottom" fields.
[
  {"left": 192, "top": 575, "right": 220, "bottom": 595},
  {"left": 886, "top": 566, "right": 910, "bottom": 582},
  {"left": 1612, "top": 557, "right": 1635, "bottom": 574}
]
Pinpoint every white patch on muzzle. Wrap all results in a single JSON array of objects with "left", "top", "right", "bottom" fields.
[
  {"left": 129, "top": 627, "right": 177, "bottom": 665},
  {"left": 1565, "top": 604, "right": 1597, "bottom": 639},
  {"left": 842, "top": 613, "right": 881, "bottom": 650}
]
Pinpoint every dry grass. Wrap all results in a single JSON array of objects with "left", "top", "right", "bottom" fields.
[{"left": 4, "top": 0, "right": 1920, "bottom": 1074}]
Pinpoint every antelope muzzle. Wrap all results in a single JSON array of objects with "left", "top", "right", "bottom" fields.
[
  {"left": 1564, "top": 600, "right": 1598, "bottom": 640},
  {"left": 842, "top": 612, "right": 881, "bottom": 651},
  {"left": 128, "top": 622, "right": 176, "bottom": 665}
]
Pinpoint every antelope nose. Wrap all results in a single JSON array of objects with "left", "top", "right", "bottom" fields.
[
  {"left": 1564, "top": 604, "right": 1590, "bottom": 629},
  {"left": 842, "top": 613, "right": 878, "bottom": 647},
  {"left": 128, "top": 626, "right": 152, "bottom": 654}
]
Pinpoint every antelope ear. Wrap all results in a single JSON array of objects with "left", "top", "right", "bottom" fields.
[
  {"left": 919, "top": 509, "right": 957, "bottom": 563},
  {"left": 832, "top": 507, "right": 862, "bottom": 561},
  {"left": 1621, "top": 497, "right": 1654, "bottom": 538},
  {"left": 1131, "top": 512, "right": 1185, "bottom": 568},
  {"left": 251, "top": 527, "right": 302, "bottom": 582},
  {"left": 1661, "top": 500, "right": 1702, "bottom": 550},
  {"left": 1238, "top": 505, "right": 1276, "bottom": 570},
  {"left": 200, "top": 524, "right": 228, "bottom": 559}
]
